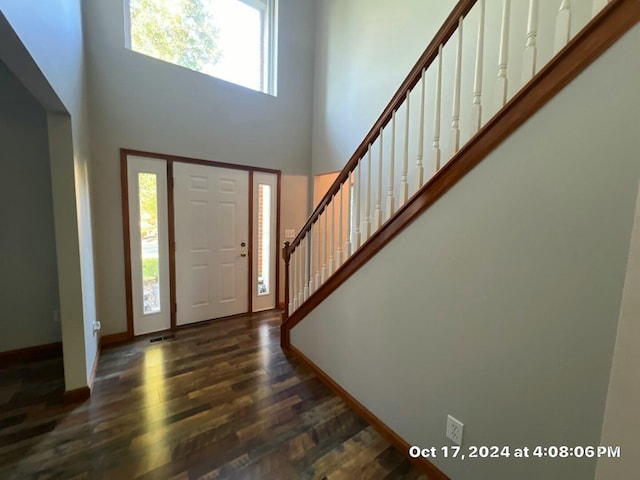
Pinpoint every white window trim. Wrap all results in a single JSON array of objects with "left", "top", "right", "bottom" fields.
[
  {"left": 123, "top": 0, "right": 132, "bottom": 49},
  {"left": 264, "top": 0, "right": 278, "bottom": 96},
  {"left": 237, "top": 0, "right": 278, "bottom": 96}
]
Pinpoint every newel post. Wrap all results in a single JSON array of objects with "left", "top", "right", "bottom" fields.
[{"left": 282, "top": 241, "right": 291, "bottom": 349}]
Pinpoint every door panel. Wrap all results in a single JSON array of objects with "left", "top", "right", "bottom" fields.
[{"left": 174, "top": 163, "right": 249, "bottom": 325}]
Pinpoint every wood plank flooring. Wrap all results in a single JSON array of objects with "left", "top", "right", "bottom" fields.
[{"left": 0, "top": 311, "right": 425, "bottom": 479}]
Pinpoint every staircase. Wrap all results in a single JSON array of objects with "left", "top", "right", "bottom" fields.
[{"left": 282, "top": 1, "right": 639, "bottom": 478}]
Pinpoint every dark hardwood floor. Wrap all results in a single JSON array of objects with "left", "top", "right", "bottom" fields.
[{"left": 0, "top": 311, "right": 425, "bottom": 479}]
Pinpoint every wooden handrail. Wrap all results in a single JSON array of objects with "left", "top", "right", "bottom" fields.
[{"left": 288, "top": 0, "right": 478, "bottom": 252}]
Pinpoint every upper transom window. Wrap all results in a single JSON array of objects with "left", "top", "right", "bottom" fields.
[{"left": 125, "top": 0, "right": 277, "bottom": 95}]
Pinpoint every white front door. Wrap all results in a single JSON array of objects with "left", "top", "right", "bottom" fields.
[{"left": 173, "top": 163, "right": 249, "bottom": 325}]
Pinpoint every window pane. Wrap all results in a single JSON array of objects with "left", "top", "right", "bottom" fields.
[
  {"left": 139, "top": 173, "right": 161, "bottom": 314},
  {"left": 208, "top": 0, "right": 263, "bottom": 91},
  {"left": 257, "top": 184, "right": 271, "bottom": 295},
  {"left": 129, "top": 0, "right": 222, "bottom": 72},
  {"left": 128, "top": 0, "right": 272, "bottom": 94}
]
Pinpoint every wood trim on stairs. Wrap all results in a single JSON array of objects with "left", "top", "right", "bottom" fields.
[
  {"left": 288, "top": 345, "right": 450, "bottom": 480},
  {"left": 282, "top": 0, "right": 640, "bottom": 336}
]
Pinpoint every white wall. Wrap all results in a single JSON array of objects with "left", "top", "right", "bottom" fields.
[
  {"left": 0, "top": 1, "right": 98, "bottom": 390},
  {"left": 0, "top": 61, "right": 60, "bottom": 352},
  {"left": 310, "top": 0, "right": 594, "bottom": 177},
  {"left": 292, "top": 25, "right": 640, "bottom": 480},
  {"left": 312, "top": 0, "right": 454, "bottom": 175},
  {"left": 82, "top": 0, "right": 315, "bottom": 334},
  {"left": 596, "top": 181, "right": 640, "bottom": 480}
]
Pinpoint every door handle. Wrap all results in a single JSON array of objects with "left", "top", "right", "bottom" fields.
[{"left": 240, "top": 251, "right": 247, "bottom": 257}]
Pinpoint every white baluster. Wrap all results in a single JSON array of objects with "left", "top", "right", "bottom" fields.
[
  {"left": 554, "top": 0, "right": 571, "bottom": 55},
  {"left": 300, "top": 243, "right": 304, "bottom": 302},
  {"left": 300, "top": 243, "right": 305, "bottom": 302},
  {"left": 292, "top": 250, "right": 298, "bottom": 310},
  {"left": 303, "top": 234, "right": 309, "bottom": 301},
  {"left": 401, "top": 91, "right": 410, "bottom": 204},
  {"left": 288, "top": 249, "right": 294, "bottom": 313},
  {"left": 292, "top": 249, "right": 297, "bottom": 309},
  {"left": 309, "top": 228, "right": 318, "bottom": 295},
  {"left": 329, "top": 197, "right": 335, "bottom": 276},
  {"left": 300, "top": 245, "right": 304, "bottom": 303},
  {"left": 364, "top": 144, "right": 372, "bottom": 240},
  {"left": 298, "top": 242, "right": 304, "bottom": 305},
  {"left": 298, "top": 247, "right": 303, "bottom": 305},
  {"left": 416, "top": 69, "right": 426, "bottom": 189},
  {"left": 354, "top": 161, "right": 362, "bottom": 250},
  {"left": 471, "top": 0, "right": 485, "bottom": 135},
  {"left": 296, "top": 248, "right": 301, "bottom": 309},
  {"left": 433, "top": 45, "right": 443, "bottom": 172},
  {"left": 307, "top": 232, "right": 313, "bottom": 297},
  {"left": 522, "top": 0, "right": 539, "bottom": 85},
  {"left": 293, "top": 247, "right": 300, "bottom": 309},
  {"left": 322, "top": 206, "right": 327, "bottom": 283},
  {"left": 592, "top": 0, "right": 608, "bottom": 18},
  {"left": 449, "top": 17, "right": 463, "bottom": 159},
  {"left": 337, "top": 185, "right": 343, "bottom": 267},
  {"left": 376, "top": 129, "right": 384, "bottom": 229},
  {"left": 296, "top": 243, "right": 301, "bottom": 305},
  {"left": 387, "top": 111, "right": 396, "bottom": 220},
  {"left": 345, "top": 171, "right": 353, "bottom": 257},
  {"left": 495, "top": 0, "right": 511, "bottom": 109},
  {"left": 315, "top": 220, "right": 321, "bottom": 290}
]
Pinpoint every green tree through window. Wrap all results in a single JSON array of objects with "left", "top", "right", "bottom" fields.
[
  {"left": 130, "top": 0, "right": 222, "bottom": 71},
  {"left": 138, "top": 173, "right": 158, "bottom": 240}
]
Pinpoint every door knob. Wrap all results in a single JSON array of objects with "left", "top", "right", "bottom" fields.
[{"left": 240, "top": 251, "right": 247, "bottom": 257}]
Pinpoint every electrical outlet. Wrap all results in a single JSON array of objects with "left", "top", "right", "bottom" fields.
[
  {"left": 285, "top": 229, "right": 296, "bottom": 239},
  {"left": 446, "top": 415, "right": 464, "bottom": 445}
]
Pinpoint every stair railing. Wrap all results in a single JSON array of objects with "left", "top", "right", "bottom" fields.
[{"left": 283, "top": 0, "right": 618, "bottom": 322}]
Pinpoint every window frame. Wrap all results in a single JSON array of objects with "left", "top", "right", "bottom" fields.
[{"left": 123, "top": 0, "right": 278, "bottom": 96}]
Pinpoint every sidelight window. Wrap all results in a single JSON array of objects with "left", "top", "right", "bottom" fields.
[{"left": 138, "top": 172, "right": 162, "bottom": 314}]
